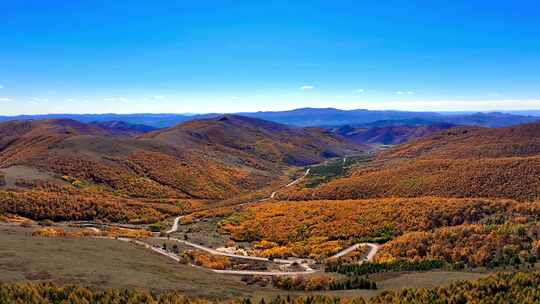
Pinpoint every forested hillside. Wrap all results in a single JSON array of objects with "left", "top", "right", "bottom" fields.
[
  {"left": 329, "top": 123, "right": 455, "bottom": 145},
  {"left": 219, "top": 197, "right": 540, "bottom": 259},
  {"left": 279, "top": 122, "right": 540, "bottom": 202},
  {"left": 0, "top": 117, "right": 362, "bottom": 223}
]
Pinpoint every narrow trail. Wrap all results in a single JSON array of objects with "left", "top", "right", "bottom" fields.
[
  {"left": 156, "top": 236, "right": 304, "bottom": 265},
  {"left": 212, "top": 269, "right": 318, "bottom": 276},
  {"left": 330, "top": 243, "right": 379, "bottom": 261},
  {"left": 165, "top": 216, "right": 181, "bottom": 234},
  {"left": 270, "top": 168, "right": 310, "bottom": 199},
  {"left": 121, "top": 166, "right": 379, "bottom": 276},
  {"left": 130, "top": 233, "right": 378, "bottom": 276}
]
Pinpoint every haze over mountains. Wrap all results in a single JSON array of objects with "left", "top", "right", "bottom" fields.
[
  {"left": 330, "top": 122, "right": 456, "bottom": 145},
  {"left": 3, "top": 111, "right": 540, "bottom": 301},
  {"left": 4, "top": 0, "right": 540, "bottom": 300},
  {"left": 1, "top": 107, "right": 538, "bottom": 129}
]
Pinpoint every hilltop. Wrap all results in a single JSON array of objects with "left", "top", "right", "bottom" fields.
[
  {"left": 141, "top": 115, "right": 361, "bottom": 166},
  {"left": 381, "top": 122, "right": 540, "bottom": 159},
  {"left": 0, "top": 116, "right": 364, "bottom": 223},
  {"left": 330, "top": 123, "right": 455, "bottom": 145},
  {"left": 89, "top": 121, "right": 158, "bottom": 135},
  {"left": 279, "top": 122, "right": 540, "bottom": 202}
]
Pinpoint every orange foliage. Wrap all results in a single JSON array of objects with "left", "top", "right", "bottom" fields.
[
  {"left": 0, "top": 183, "right": 209, "bottom": 224},
  {"left": 182, "top": 206, "right": 237, "bottom": 224},
  {"left": 222, "top": 197, "right": 525, "bottom": 243},
  {"left": 281, "top": 123, "right": 540, "bottom": 202},
  {"left": 281, "top": 156, "right": 540, "bottom": 202},
  {"left": 0, "top": 214, "right": 34, "bottom": 224},
  {"left": 31, "top": 226, "right": 152, "bottom": 238},
  {"left": 0, "top": 189, "right": 168, "bottom": 223},
  {"left": 327, "top": 245, "right": 369, "bottom": 264},
  {"left": 381, "top": 123, "right": 540, "bottom": 160},
  {"left": 378, "top": 223, "right": 540, "bottom": 267},
  {"left": 220, "top": 198, "right": 540, "bottom": 258},
  {"left": 253, "top": 238, "right": 345, "bottom": 260},
  {"left": 184, "top": 251, "right": 231, "bottom": 270},
  {"left": 0, "top": 117, "right": 362, "bottom": 224},
  {"left": 32, "top": 227, "right": 99, "bottom": 237},
  {"left": 44, "top": 156, "right": 182, "bottom": 199},
  {"left": 102, "top": 227, "right": 153, "bottom": 238},
  {"left": 124, "top": 150, "right": 261, "bottom": 200}
]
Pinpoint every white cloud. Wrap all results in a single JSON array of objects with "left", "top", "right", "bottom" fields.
[
  {"left": 31, "top": 97, "right": 49, "bottom": 103},
  {"left": 356, "top": 89, "right": 365, "bottom": 93},
  {"left": 66, "top": 98, "right": 76, "bottom": 102},
  {"left": 396, "top": 90, "right": 415, "bottom": 95},
  {"left": 0, "top": 98, "right": 12, "bottom": 102},
  {"left": 300, "top": 85, "right": 314, "bottom": 91},
  {"left": 231, "top": 96, "right": 240, "bottom": 100},
  {"left": 154, "top": 95, "right": 166, "bottom": 100},
  {"left": 361, "top": 99, "right": 540, "bottom": 112},
  {"left": 102, "top": 97, "right": 129, "bottom": 102}
]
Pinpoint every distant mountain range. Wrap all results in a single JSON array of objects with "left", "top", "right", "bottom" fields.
[
  {"left": 329, "top": 122, "right": 456, "bottom": 145},
  {"left": 0, "top": 108, "right": 538, "bottom": 129},
  {"left": 242, "top": 108, "right": 540, "bottom": 128},
  {"left": 0, "top": 113, "right": 202, "bottom": 129},
  {"left": 89, "top": 121, "right": 158, "bottom": 135}
]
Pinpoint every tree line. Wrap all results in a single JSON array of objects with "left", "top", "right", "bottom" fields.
[{"left": 3, "top": 271, "right": 540, "bottom": 303}]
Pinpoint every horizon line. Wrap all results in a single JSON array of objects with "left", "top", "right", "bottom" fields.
[{"left": 1, "top": 107, "right": 540, "bottom": 117}]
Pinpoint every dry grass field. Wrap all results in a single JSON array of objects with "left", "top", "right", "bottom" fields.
[{"left": 0, "top": 225, "right": 492, "bottom": 299}]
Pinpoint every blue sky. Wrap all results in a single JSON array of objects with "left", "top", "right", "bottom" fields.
[{"left": 1, "top": 1, "right": 539, "bottom": 115}]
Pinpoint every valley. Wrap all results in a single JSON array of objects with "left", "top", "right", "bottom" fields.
[
  {"left": 3, "top": 1, "right": 540, "bottom": 301},
  {"left": 2, "top": 115, "right": 540, "bottom": 301}
]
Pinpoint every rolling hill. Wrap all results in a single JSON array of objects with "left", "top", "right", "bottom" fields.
[
  {"left": 90, "top": 121, "right": 158, "bottom": 135},
  {"left": 279, "top": 122, "right": 540, "bottom": 202},
  {"left": 380, "top": 122, "right": 540, "bottom": 159},
  {"left": 0, "top": 116, "right": 364, "bottom": 223},
  {"left": 140, "top": 115, "right": 362, "bottom": 166},
  {"left": 329, "top": 123, "right": 455, "bottom": 145}
]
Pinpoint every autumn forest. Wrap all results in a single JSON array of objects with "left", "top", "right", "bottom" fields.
[{"left": 2, "top": 115, "right": 540, "bottom": 303}]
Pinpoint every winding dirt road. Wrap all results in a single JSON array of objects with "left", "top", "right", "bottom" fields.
[
  {"left": 270, "top": 168, "right": 310, "bottom": 199},
  {"left": 128, "top": 167, "right": 379, "bottom": 276},
  {"left": 165, "top": 216, "right": 181, "bottom": 234},
  {"left": 132, "top": 232, "right": 378, "bottom": 276},
  {"left": 330, "top": 243, "right": 379, "bottom": 261}
]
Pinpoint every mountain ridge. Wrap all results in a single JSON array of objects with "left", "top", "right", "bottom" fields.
[
  {"left": 279, "top": 121, "right": 540, "bottom": 202},
  {"left": 1, "top": 108, "right": 538, "bottom": 128},
  {"left": 0, "top": 115, "right": 365, "bottom": 223}
]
